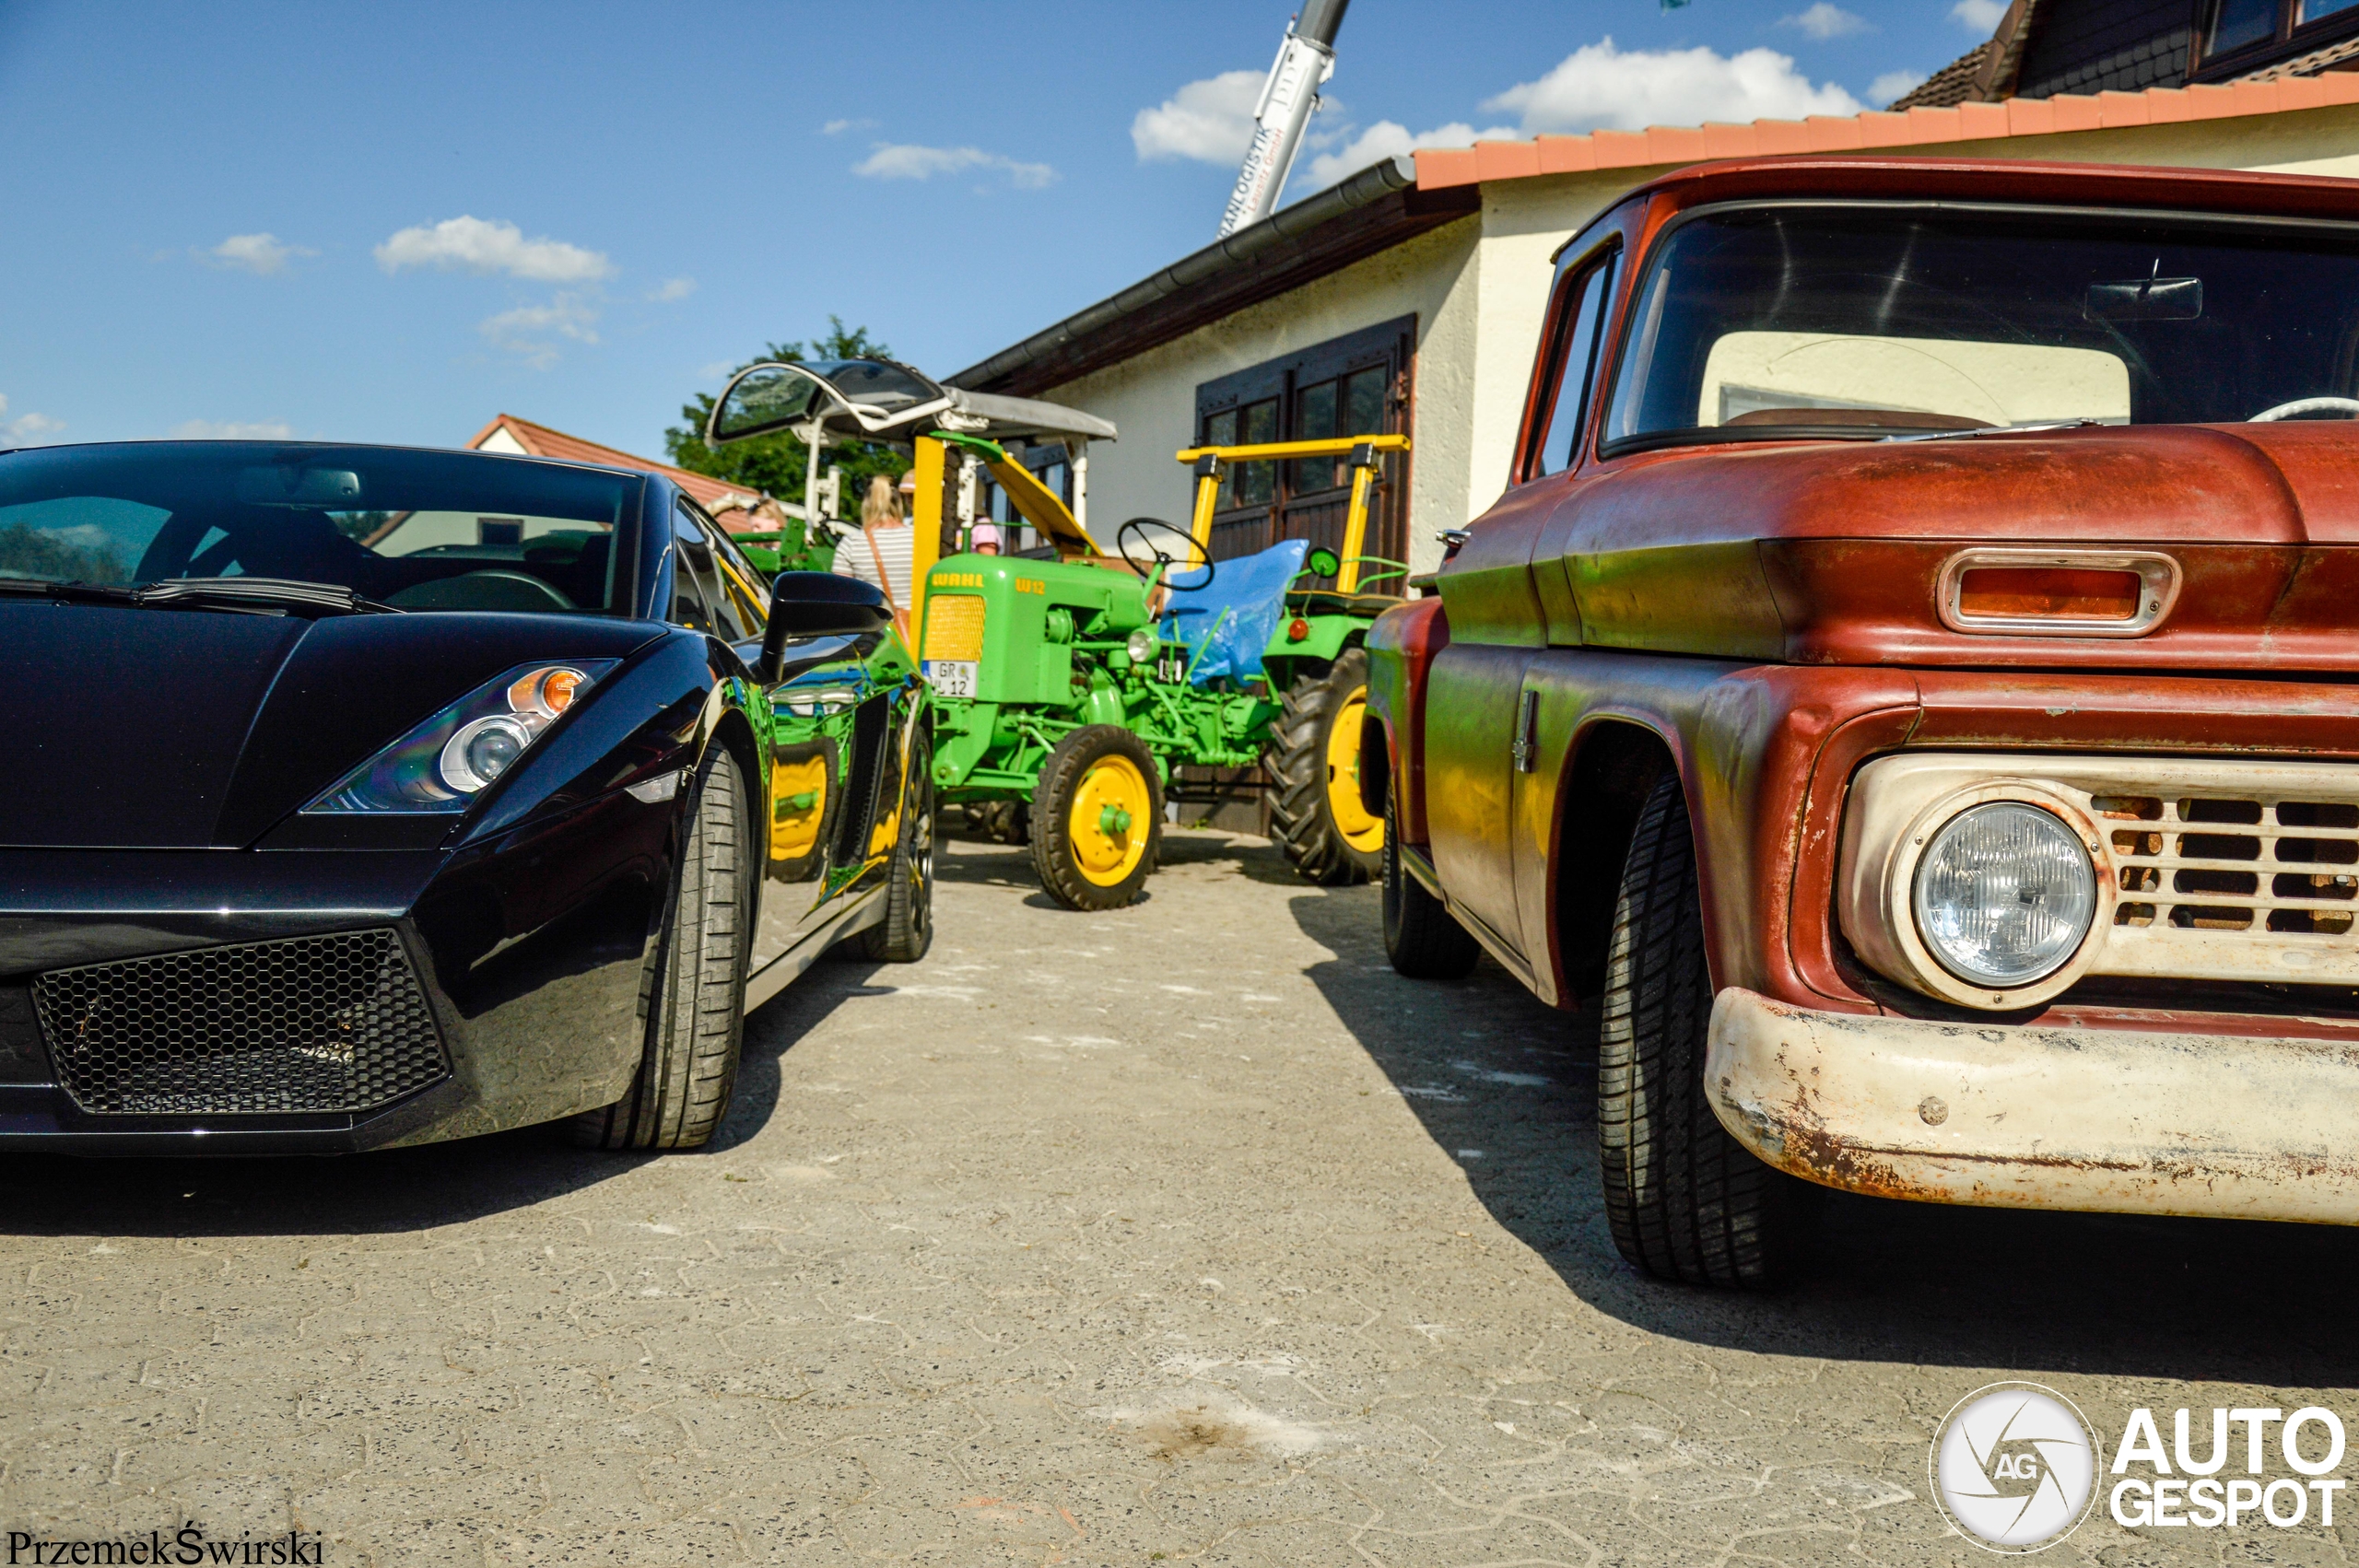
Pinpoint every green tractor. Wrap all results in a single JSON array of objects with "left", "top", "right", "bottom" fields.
[
  {"left": 732, "top": 511, "right": 839, "bottom": 579},
  {"left": 703, "top": 357, "right": 1407, "bottom": 910}
]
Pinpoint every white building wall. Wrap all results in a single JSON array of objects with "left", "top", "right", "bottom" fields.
[{"left": 1039, "top": 219, "right": 1481, "bottom": 578}]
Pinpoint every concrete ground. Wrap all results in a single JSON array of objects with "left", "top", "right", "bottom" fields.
[{"left": 4, "top": 828, "right": 2358, "bottom": 1565}]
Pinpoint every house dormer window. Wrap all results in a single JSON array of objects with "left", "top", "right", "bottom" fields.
[{"left": 2200, "top": 0, "right": 2359, "bottom": 70}]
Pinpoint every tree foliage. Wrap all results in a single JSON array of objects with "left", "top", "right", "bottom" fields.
[{"left": 664, "top": 317, "right": 912, "bottom": 522}]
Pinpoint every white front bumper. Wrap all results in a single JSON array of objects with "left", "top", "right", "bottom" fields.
[{"left": 1706, "top": 988, "right": 2359, "bottom": 1224}]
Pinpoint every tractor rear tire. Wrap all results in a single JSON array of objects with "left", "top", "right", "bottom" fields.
[
  {"left": 861, "top": 723, "right": 935, "bottom": 962},
  {"left": 1381, "top": 791, "right": 1480, "bottom": 980},
  {"left": 1031, "top": 725, "right": 1162, "bottom": 911},
  {"left": 1269, "top": 648, "right": 1384, "bottom": 886},
  {"left": 570, "top": 747, "right": 751, "bottom": 1152},
  {"left": 1597, "top": 774, "right": 1803, "bottom": 1287}
]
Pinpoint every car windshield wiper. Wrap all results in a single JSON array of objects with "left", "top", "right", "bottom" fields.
[
  {"left": 133, "top": 578, "right": 400, "bottom": 615},
  {"left": 0, "top": 577, "right": 137, "bottom": 605}
]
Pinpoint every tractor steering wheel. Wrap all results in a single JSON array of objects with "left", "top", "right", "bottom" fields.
[{"left": 1116, "top": 517, "right": 1215, "bottom": 591}]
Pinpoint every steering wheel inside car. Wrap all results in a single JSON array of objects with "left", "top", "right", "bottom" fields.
[
  {"left": 2249, "top": 396, "right": 2359, "bottom": 422},
  {"left": 1115, "top": 517, "right": 1215, "bottom": 591}
]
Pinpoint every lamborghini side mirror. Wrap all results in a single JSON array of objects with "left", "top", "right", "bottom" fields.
[{"left": 758, "top": 572, "right": 892, "bottom": 681}]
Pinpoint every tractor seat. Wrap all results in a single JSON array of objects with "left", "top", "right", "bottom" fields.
[
  {"left": 1162, "top": 538, "right": 1308, "bottom": 686},
  {"left": 1285, "top": 588, "right": 1404, "bottom": 618}
]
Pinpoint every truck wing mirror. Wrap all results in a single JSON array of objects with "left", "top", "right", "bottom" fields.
[{"left": 759, "top": 571, "right": 892, "bottom": 680}]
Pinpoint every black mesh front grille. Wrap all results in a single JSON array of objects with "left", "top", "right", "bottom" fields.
[{"left": 33, "top": 930, "right": 449, "bottom": 1116}]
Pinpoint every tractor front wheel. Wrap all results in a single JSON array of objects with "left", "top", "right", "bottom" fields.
[
  {"left": 1031, "top": 725, "right": 1163, "bottom": 910},
  {"left": 1269, "top": 647, "right": 1384, "bottom": 885}
]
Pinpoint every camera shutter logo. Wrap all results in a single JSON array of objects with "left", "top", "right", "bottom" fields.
[{"left": 1931, "top": 1383, "right": 2100, "bottom": 1551}]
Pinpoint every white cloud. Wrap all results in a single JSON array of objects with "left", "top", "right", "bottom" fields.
[
  {"left": 1133, "top": 70, "right": 1264, "bottom": 164},
  {"left": 1952, "top": 0, "right": 2007, "bottom": 29},
  {"left": 0, "top": 396, "right": 65, "bottom": 447},
  {"left": 479, "top": 294, "right": 600, "bottom": 369},
  {"left": 374, "top": 216, "right": 611, "bottom": 283},
  {"left": 651, "top": 276, "right": 696, "bottom": 302},
  {"left": 1304, "top": 120, "right": 1517, "bottom": 187},
  {"left": 851, "top": 143, "right": 1056, "bottom": 188},
  {"left": 170, "top": 418, "right": 295, "bottom": 440},
  {"left": 204, "top": 232, "right": 312, "bottom": 275},
  {"left": 1484, "top": 38, "right": 1864, "bottom": 134},
  {"left": 1781, "top": 4, "right": 1870, "bottom": 39},
  {"left": 820, "top": 117, "right": 874, "bottom": 135},
  {"left": 1871, "top": 68, "right": 1930, "bottom": 105}
]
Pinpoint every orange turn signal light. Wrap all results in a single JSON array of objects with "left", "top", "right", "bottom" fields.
[{"left": 1956, "top": 566, "right": 2142, "bottom": 622}]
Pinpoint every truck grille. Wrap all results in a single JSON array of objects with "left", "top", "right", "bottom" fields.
[{"left": 32, "top": 930, "right": 449, "bottom": 1117}]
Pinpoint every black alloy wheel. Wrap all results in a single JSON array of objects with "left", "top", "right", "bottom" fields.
[{"left": 861, "top": 721, "right": 936, "bottom": 962}]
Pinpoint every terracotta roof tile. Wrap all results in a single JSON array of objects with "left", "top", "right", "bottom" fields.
[
  {"left": 1414, "top": 72, "right": 2359, "bottom": 193},
  {"left": 466, "top": 414, "right": 770, "bottom": 519}
]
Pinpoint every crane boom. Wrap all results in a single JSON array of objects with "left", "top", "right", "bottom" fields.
[{"left": 1216, "top": 0, "right": 1349, "bottom": 238}]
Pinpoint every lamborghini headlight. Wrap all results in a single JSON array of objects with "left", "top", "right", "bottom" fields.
[{"left": 305, "top": 661, "right": 617, "bottom": 813}]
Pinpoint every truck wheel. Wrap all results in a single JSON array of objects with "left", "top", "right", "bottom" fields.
[
  {"left": 1598, "top": 774, "right": 1802, "bottom": 1287},
  {"left": 861, "top": 723, "right": 935, "bottom": 962},
  {"left": 571, "top": 747, "right": 751, "bottom": 1151},
  {"left": 1031, "top": 725, "right": 1161, "bottom": 910},
  {"left": 1381, "top": 791, "right": 1480, "bottom": 979},
  {"left": 1269, "top": 648, "right": 1385, "bottom": 885}
]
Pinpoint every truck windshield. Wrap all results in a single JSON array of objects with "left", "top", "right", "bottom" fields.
[
  {"left": 0, "top": 442, "right": 635, "bottom": 613},
  {"left": 1602, "top": 205, "right": 2359, "bottom": 450}
]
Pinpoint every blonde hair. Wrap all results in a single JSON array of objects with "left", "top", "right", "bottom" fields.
[{"left": 861, "top": 473, "right": 905, "bottom": 528}]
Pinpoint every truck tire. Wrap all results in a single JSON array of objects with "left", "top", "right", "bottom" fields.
[
  {"left": 1382, "top": 791, "right": 1479, "bottom": 979},
  {"left": 1031, "top": 725, "right": 1162, "bottom": 910},
  {"left": 571, "top": 747, "right": 751, "bottom": 1151},
  {"left": 860, "top": 722, "right": 935, "bottom": 962},
  {"left": 1597, "top": 774, "right": 1802, "bottom": 1287},
  {"left": 1268, "top": 648, "right": 1385, "bottom": 885}
]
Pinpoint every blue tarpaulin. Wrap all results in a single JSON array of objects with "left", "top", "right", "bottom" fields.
[{"left": 1160, "top": 538, "right": 1307, "bottom": 686}]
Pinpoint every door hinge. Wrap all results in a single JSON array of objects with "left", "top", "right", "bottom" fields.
[{"left": 1511, "top": 689, "right": 1539, "bottom": 773}]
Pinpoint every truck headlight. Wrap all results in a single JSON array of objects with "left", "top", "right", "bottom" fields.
[{"left": 1911, "top": 802, "right": 2096, "bottom": 986}]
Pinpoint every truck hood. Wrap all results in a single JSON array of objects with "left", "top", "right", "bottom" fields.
[{"left": 1532, "top": 422, "right": 2359, "bottom": 670}]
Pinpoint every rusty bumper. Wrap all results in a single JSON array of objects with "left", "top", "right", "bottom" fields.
[{"left": 1706, "top": 987, "right": 2359, "bottom": 1224}]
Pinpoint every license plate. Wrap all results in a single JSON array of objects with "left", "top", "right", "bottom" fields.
[{"left": 925, "top": 660, "right": 979, "bottom": 697}]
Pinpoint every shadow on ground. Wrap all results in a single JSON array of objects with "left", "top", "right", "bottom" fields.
[{"left": 1284, "top": 854, "right": 2359, "bottom": 1393}]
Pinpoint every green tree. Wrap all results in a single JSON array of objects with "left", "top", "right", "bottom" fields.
[{"left": 664, "top": 317, "right": 912, "bottom": 524}]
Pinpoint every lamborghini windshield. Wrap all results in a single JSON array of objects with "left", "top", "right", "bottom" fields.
[
  {"left": 1602, "top": 205, "right": 2359, "bottom": 450},
  {"left": 0, "top": 442, "right": 634, "bottom": 612}
]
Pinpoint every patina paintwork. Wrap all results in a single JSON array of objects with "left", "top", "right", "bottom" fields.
[{"left": 1367, "top": 156, "right": 2359, "bottom": 1223}]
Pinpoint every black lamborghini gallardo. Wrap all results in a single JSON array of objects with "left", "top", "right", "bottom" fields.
[{"left": 0, "top": 439, "right": 933, "bottom": 1153}]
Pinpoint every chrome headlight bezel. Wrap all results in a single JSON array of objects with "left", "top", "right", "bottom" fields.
[{"left": 1837, "top": 763, "right": 2114, "bottom": 1011}]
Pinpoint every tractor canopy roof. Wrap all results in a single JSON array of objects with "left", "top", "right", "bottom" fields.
[{"left": 707, "top": 357, "right": 1116, "bottom": 451}]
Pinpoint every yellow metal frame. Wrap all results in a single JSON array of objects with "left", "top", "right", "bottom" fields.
[{"left": 1172, "top": 433, "right": 1410, "bottom": 594}]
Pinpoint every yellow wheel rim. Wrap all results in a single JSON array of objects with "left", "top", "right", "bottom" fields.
[
  {"left": 1325, "top": 685, "right": 1384, "bottom": 854},
  {"left": 1069, "top": 754, "right": 1152, "bottom": 886}
]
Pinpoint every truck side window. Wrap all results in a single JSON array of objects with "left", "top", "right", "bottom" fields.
[{"left": 1533, "top": 253, "right": 1619, "bottom": 475}]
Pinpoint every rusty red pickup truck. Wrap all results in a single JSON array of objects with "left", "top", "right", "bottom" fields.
[{"left": 1366, "top": 156, "right": 2359, "bottom": 1287}]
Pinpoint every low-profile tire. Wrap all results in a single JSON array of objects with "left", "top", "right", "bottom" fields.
[
  {"left": 1268, "top": 648, "right": 1384, "bottom": 885},
  {"left": 569, "top": 747, "right": 751, "bottom": 1152},
  {"left": 1381, "top": 790, "right": 1480, "bottom": 979},
  {"left": 861, "top": 722, "right": 935, "bottom": 962},
  {"left": 1030, "top": 725, "right": 1161, "bottom": 911},
  {"left": 1597, "top": 773, "right": 1803, "bottom": 1287}
]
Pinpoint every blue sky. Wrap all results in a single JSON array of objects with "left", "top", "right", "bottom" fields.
[{"left": 0, "top": 0, "right": 1989, "bottom": 458}]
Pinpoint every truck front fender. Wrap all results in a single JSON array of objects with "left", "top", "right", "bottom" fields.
[{"left": 1365, "top": 597, "right": 1449, "bottom": 842}]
